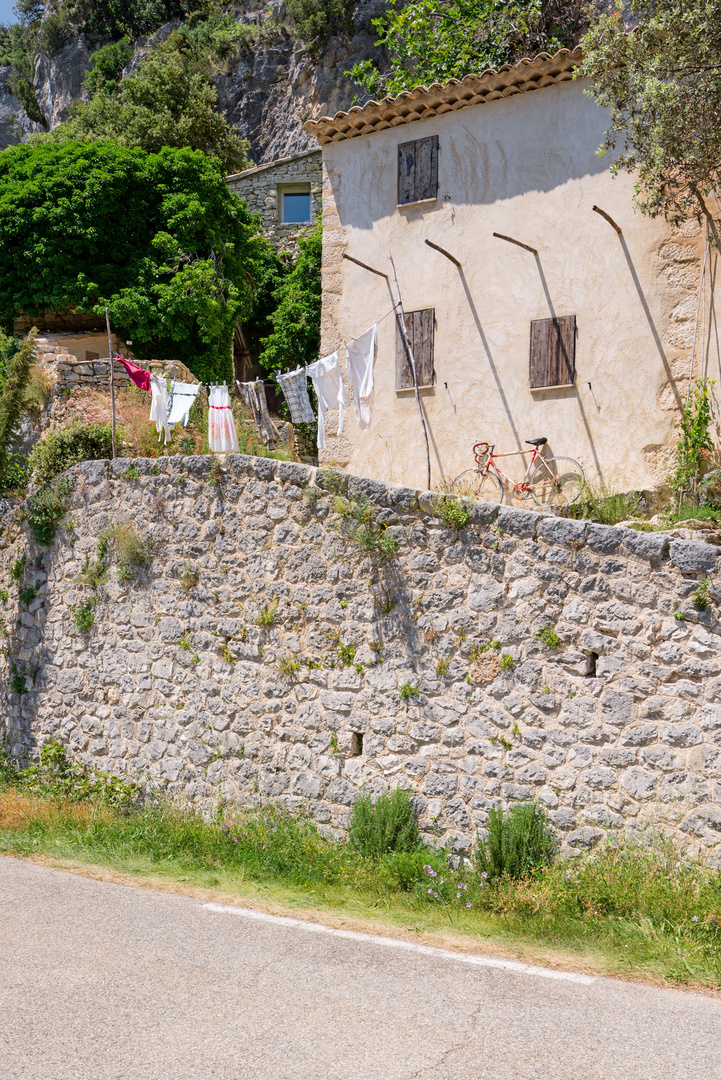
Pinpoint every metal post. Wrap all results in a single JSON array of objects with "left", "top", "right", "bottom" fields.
[{"left": 105, "top": 306, "right": 116, "bottom": 460}]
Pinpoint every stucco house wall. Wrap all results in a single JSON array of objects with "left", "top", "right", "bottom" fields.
[
  {"left": 225, "top": 149, "right": 322, "bottom": 253},
  {"left": 309, "top": 73, "right": 717, "bottom": 494}
]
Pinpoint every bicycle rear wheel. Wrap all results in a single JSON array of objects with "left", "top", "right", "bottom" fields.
[
  {"left": 451, "top": 468, "right": 504, "bottom": 503},
  {"left": 529, "top": 457, "right": 584, "bottom": 506}
]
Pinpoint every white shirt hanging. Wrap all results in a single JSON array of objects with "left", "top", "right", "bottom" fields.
[
  {"left": 208, "top": 384, "right": 239, "bottom": 453},
  {"left": 166, "top": 381, "right": 201, "bottom": 429},
  {"left": 345, "top": 323, "right": 377, "bottom": 430},
  {"left": 149, "top": 374, "right": 170, "bottom": 445},
  {"left": 306, "top": 351, "right": 349, "bottom": 450}
]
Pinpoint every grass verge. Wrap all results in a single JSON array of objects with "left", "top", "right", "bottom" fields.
[{"left": 1, "top": 788, "right": 719, "bottom": 992}]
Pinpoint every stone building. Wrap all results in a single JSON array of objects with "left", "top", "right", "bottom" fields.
[
  {"left": 225, "top": 148, "right": 322, "bottom": 254},
  {"left": 304, "top": 49, "right": 719, "bottom": 494}
]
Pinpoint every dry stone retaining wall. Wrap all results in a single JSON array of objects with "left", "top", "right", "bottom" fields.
[{"left": 2, "top": 456, "right": 721, "bottom": 863}]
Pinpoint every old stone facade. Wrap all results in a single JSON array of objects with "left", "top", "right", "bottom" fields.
[
  {"left": 2, "top": 457, "right": 721, "bottom": 863},
  {"left": 226, "top": 149, "right": 322, "bottom": 253}
]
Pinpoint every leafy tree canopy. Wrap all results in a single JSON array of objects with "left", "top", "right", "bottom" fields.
[
  {"left": 286, "top": 0, "right": 354, "bottom": 54},
  {"left": 348, "top": 0, "right": 587, "bottom": 99},
  {"left": 258, "top": 223, "right": 322, "bottom": 376},
  {"left": 59, "top": 0, "right": 201, "bottom": 42},
  {"left": 51, "top": 34, "right": 249, "bottom": 175},
  {"left": 581, "top": 0, "right": 721, "bottom": 227},
  {"left": 0, "top": 140, "right": 270, "bottom": 383}
]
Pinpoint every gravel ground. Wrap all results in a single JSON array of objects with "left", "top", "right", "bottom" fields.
[{"left": 1, "top": 855, "right": 719, "bottom": 1080}]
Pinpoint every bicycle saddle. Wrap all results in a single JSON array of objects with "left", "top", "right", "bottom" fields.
[{"left": 525, "top": 437, "right": 547, "bottom": 447}]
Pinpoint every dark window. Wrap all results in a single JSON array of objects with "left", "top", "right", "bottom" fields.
[
  {"left": 396, "top": 308, "right": 435, "bottom": 390},
  {"left": 397, "top": 136, "right": 438, "bottom": 205},
  {"left": 282, "top": 190, "right": 312, "bottom": 224},
  {"left": 529, "top": 315, "right": 576, "bottom": 389}
]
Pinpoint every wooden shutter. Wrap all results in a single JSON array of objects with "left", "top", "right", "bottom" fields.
[
  {"left": 398, "top": 141, "right": 417, "bottom": 206},
  {"left": 397, "top": 136, "right": 438, "bottom": 205},
  {"left": 529, "top": 315, "right": 576, "bottom": 388},
  {"left": 396, "top": 309, "right": 435, "bottom": 389}
]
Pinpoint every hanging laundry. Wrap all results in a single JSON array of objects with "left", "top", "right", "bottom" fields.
[
  {"left": 345, "top": 324, "right": 377, "bottom": 430},
  {"left": 236, "top": 379, "right": 280, "bottom": 450},
  {"left": 115, "top": 355, "right": 151, "bottom": 392},
  {"left": 209, "top": 384, "right": 239, "bottom": 453},
  {"left": 166, "top": 381, "right": 201, "bottom": 430},
  {"left": 276, "top": 366, "right": 314, "bottom": 425},
  {"left": 306, "top": 351, "right": 349, "bottom": 450},
  {"left": 149, "top": 374, "right": 170, "bottom": 444}
]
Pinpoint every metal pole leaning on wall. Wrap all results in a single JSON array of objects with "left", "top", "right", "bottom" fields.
[
  {"left": 105, "top": 306, "right": 116, "bottom": 460},
  {"left": 388, "top": 253, "right": 432, "bottom": 490}
]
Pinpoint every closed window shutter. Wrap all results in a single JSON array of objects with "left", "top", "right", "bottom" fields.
[
  {"left": 414, "top": 137, "right": 438, "bottom": 201},
  {"left": 396, "top": 309, "right": 435, "bottom": 389},
  {"left": 398, "top": 141, "right": 416, "bottom": 205},
  {"left": 529, "top": 315, "right": 576, "bottom": 388},
  {"left": 397, "top": 136, "right": 438, "bottom": 204}
]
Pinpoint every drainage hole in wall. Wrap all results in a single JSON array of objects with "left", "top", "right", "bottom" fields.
[
  {"left": 585, "top": 652, "right": 598, "bottom": 678},
  {"left": 350, "top": 732, "right": 364, "bottom": 757}
]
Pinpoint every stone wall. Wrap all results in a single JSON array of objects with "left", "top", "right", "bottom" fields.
[
  {"left": 226, "top": 150, "right": 322, "bottom": 253},
  {"left": 2, "top": 456, "right": 721, "bottom": 864}
]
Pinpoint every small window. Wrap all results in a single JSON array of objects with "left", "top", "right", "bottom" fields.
[
  {"left": 529, "top": 315, "right": 576, "bottom": 389},
  {"left": 397, "top": 136, "right": 438, "bottom": 205},
  {"left": 396, "top": 308, "right": 435, "bottom": 390},
  {"left": 281, "top": 189, "right": 312, "bottom": 224}
]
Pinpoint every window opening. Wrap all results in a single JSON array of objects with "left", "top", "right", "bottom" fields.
[
  {"left": 281, "top": 190, "right": 312, "bottom": 224},
  {"left": 398, "top": 136, "right": 439, "bottom": 205}
]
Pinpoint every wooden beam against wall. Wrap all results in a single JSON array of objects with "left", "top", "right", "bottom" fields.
[
  {"left": 592, "top": 205, "right": 623, "bottom": 234},
  {"left": 492, "top": 232, "right": 538, "bottom": 256},
  {"left": 424, "top": 238, "right": 462, "bottom": 268},
  {"left": 342, "top": 253, "right": 389, "bottom": 280}
]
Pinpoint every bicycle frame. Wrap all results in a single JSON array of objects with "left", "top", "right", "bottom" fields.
[{"left": 472, "top": 442, "right": 556, "bottom": 499}]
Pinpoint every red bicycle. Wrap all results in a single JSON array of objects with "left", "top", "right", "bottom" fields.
[{"left": 451, "top": 437, "right": 585, "bottom": 506}]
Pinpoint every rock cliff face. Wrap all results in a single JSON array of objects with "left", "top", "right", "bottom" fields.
[{"left": 1, "top": 1, "right": 388, "bottom": 164}]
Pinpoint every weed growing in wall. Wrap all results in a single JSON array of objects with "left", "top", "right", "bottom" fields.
[
  {"left": 332, "top": 492, "right": 399, "bottom": 564},
  {"left": 26, "top": 475, "right": 74, "bottom": 545},
  {"left": 254, "top": 599, "right": 278, "bottom": 627},
  {"left": 399, "top": 682, "right": 419, "bottom": 701},
  {"left": 535, "top": 626, "right": 562, "bottom": 648},
  {"left": 69, "top": 597, "right": 95, "bottom": 634},
  {"left": 179, "top": 562, "right": 200, "bottom": 592},
  {"left": 692, "top": 578, "right": 711, "bottom": 611},
  {"left": 10, "top": 554, "right": 25, "bottom": 583},
  {"left": 430, "top": 493, "right": 470, "bottom": 531},
  {"left": 276, "top": 655, "right": 300, "bottom": 678}
]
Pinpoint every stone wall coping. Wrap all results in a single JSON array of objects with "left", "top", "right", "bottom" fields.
[{"left": 71, "top": 455, "right": 721, "bottom": 572}]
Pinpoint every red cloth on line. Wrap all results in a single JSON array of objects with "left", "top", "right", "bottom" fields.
[{"left": 115, "top": 355, "right": 151, "bottom": 392}]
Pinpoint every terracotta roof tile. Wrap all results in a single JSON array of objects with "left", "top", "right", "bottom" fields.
[{"left": 304, "top": 47, "right": 583, "bottom": 145}]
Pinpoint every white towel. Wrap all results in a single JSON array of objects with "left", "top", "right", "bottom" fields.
[
  {"left": 306, "top": 351, "right": 349, "bottom": 450},
  {"left": 345, "top": 324, "right": 377, "bottom": 430},
  {"left": 166, "top": 381, "right": 201, "bottom": 429}
]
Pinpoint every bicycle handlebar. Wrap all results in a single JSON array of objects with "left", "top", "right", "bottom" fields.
[{"left": 473, "top": 441, "right": 494, "bottom": 465}]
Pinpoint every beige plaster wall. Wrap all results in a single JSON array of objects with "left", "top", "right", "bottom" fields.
[{"left": 318, "top": 79, "right": 719, "bottom": 494}]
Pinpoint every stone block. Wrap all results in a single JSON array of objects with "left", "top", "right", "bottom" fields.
[
  {"left": 277, "top": 461, "right": 313, "bottom": 486},
  {"left": 497, "top": 506, "right": 539, "bottom": 537},
  {"left": 669, "top": 539, "right": 719, "bottom": 572},
  {"left": 537, "top": 516, "right": 586, "bottom": 546},
  {"left": 622, "top": 530, "right": 669, "bottom": 565}
]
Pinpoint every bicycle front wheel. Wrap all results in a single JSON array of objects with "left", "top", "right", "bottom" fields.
[
  {"left": 451, "top": 468, "right": 504, "bottom": 503},
  {"left": 529, "top": 457, "right": 584, "bottom": 506}
]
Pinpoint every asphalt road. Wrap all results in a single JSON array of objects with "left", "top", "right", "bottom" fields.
[{"left": 1, "top": 856, "right": 719, "bottom": 1080}]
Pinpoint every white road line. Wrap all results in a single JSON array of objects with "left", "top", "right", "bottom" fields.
[{"left": 202, "top": 902, "right": 596, "bottom": 985}]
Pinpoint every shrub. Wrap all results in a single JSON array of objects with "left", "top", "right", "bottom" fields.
[
  {"left": 69, "top": 597, "right": 95, "bottom": 634},
  {"left": 19, "top": 738, "right": 136, "bottom": 808},
  {"left": 286, "top": 0, "right": 354, "bottom": 53},
  {"left": 475, "top": 802, "right": 556, "bottom": 881},
  {"left": 535, "top": 626, "right": 561, "bottom": 648},
  {"left": 29, "top": 422, "right": 114, "bottom": 485},
  {"left": 0, "top": 330, "right": 35, "bottom": 492},
  {"left": 430, "top": 493, "right": 470, "bottom": 530},
  {"left": 27, "top": 474, "right": 73, "bottom": 545},
  {"left": 348, "top": 787, "right": 421, "bottom": 859},
  {"left": 109, "top": 522, "right": 152, "bottom": 581}
]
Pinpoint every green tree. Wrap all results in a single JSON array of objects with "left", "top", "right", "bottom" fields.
[
  {"left": 348, "top": 0, "right": 586, "bottom": 98},
  {"left": 61, "top": 0, "right": 201, "bottom": 40},
  {"left": 0, "top": 140, "right": 269, "bottom": 383},
  {"left": 0, "top": 2, "right": 44, "bottom": 124},
  {"left": 82, "top": 37, "right": 133, "bottom": 96},
  {"left": 59, "top": 39, "right": 249, "bottom": 175},
  {"left": 258, "top": 223, "right": 322, "bottom": 375},
  {"left": 286, "top": 0, "right": 354, "bottom": 53},
  {"left": 581, "top": 0, "right": 721, "bottom": 226},
  {"left": 0, "top": 330, "right": 35, "bottom": 491}
]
